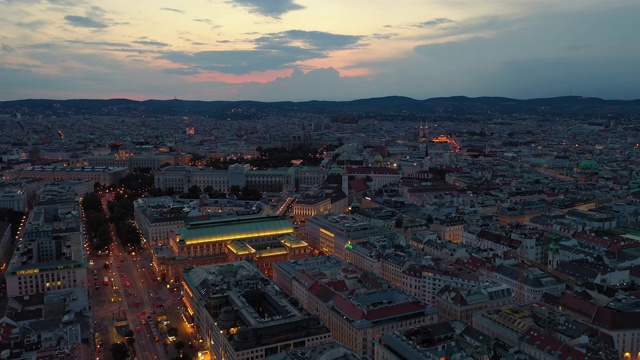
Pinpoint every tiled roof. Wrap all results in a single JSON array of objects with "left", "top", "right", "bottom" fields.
[
  {"left": 349, "top": 178, "right": 369, "bottom": 193},
  {"left": 347, "top": 167, "right": 399, "bottom": 175}
]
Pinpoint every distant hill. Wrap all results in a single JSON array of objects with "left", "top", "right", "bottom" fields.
[{"left": 1, "top": 96, "right": 639, "bottom": 118}]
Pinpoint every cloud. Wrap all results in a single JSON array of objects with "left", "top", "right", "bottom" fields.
[
  {"left": 193, "top": 18, "right": 221, "bottom": 29},
  {"left": 47, "top": 0, "right": 81, "bottom": 6},
  {"left": 255, "top": 30, "right": 362, "bottom": 51},
  {"left": 370, "top": 33, "right": 398, "bottom": 40},
  {"left": 24, "top": 43, "right": 56, "bottom": 49},
  {"left": 1, "top": 43, "right": 15, "bottom": 53},
  {"left": 160, "top": 7, "right": 185, "bottom": 14},
  {"left": 64, "top": 15, "right": 107, "bottom": 28},
  {"left": 193, "top": 18, "right": 214, "bottom": 25},
  {"left": 66, "top": 40, "right": 131, "bottom": 47},
  {"left": 132, "top": 40, "right": 170, "bottom": 47},
  {"left": 228, "top": 0, "right": 304, "bottom": 18},
  {"left": 160, "top": 30, "right": 363, "bottom": 75},
  {"left": 86, "top": 5, "right": 106, "bottom": 18},
  {"left": 415, "top": 18, "right": 455, "bottom": 28},
  {"left": 161, "top": 48, "right": 320, "bottom": 74},
  {"left": 163, "top": 67, "right": 201, "bottom": 76},
  {"left": 15, "top": 20, "right": 47, "bottom": 30}
]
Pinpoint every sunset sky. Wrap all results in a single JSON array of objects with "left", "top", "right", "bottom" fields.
[{"left": 1, "top": 0, "right": 638, "bottom": 101}]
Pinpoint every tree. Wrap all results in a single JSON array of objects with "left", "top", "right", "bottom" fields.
[
  {"left": 0, "top": 208, "right": 25, "bottom": 239},
  {"left": 239, "top": 186, "right": 262, "bottom": 201},
  {"left": 187, "top": 185, "right": 202, "bottom": 199},
  {"left": 167, "top": 327, "right": 178, "bottom": 337},
  {"left": 111, "top": 342, "right": 129, "bottom": 359},
  {"left": 175, "top": 340, "right": 186, "bottom": 352}
]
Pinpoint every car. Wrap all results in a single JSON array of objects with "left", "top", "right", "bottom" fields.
[
  {"left": 155, "top": 303, "right": 164, "bottom": 308},
  {"left": 141, "top": 319, "right": 146, "bottom": 325},
  {"left": 135, "top": 301, "right": 140, "bottom": 307},
  {"left": 126, "top": 282, "right": 131, "bottom": 287},
  {"left": 116, "top": 264, "right": 121, "bottom": 268},
  {"left": 141, "top": 311, "right": 146, "bottom": 316},
  {"left": 136, "top": 327, "right": 142, "bottom": 332}
]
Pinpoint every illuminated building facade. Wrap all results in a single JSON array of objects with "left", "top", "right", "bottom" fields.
[
  {"left": 226, "top": 234, "right": 311, "bottom": 276},
  {"left": 154, "top": 164, "right": 302, "bottom": 195},
  {"left": 181, "top": 261, "right": 331, "bottom": 360},
  {"left": 12, "top": 165, "right": 128, "bottom": 186},
  {"left": 5, "top": 202, "right": 87, "bottom": 297},
  {"left": 273, "top": 256, "right": 438, "bottom": 357},
  {"left": 306, "top": 213, "right": 380, "bottom": 257},
  {"left": 155, "top": 215, "right": 296, "bottom": 281},
  {"left": 171, "top": 214, "right": 294, "bottom": 259}
]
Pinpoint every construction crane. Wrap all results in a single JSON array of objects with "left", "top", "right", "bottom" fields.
[
  {"left": 515, "top": 254, "right": 576, "bottom": 301},
  {"left": 517, "top": 258, "right": 526, "bottom": 304}
]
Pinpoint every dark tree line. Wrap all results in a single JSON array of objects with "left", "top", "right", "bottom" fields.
[{"left": 81, "top": 192, "right": 111, "bottom": 251}]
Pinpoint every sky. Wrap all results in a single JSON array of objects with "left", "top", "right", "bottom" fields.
[{"left": 0, "top": 0, "right": 639, "bottom": 101}]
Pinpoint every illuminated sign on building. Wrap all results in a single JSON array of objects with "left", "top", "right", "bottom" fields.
[{"left": 17, "top": 269, "right": 40, "bottom": 275}]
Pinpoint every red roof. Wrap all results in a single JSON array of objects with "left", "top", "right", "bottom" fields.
[
  {"left": 365, "top": 302, "right": 425, "bottom": 321},
  {"left": 522, "top": 329, "right": 563, "bottom": 354},
  {"left": 333, "top": 295, "right": 365, "bottom": 320},
  {"left": 326, "top": 280, "right": 348, "bottom": 292},
  {"left": 0, "top": 321, "right": 16, "bottom": 344},
  {"left": 349, "top": 178, "right": 369, "bottom": 193},
  {"left": 573, "top": 231, "right": 612, "bottom": 247},
  {"left": 309, "top": 282, "right": 336, "bottom": 303},
  {"left": 558, "top": 292, "right": 598, "bottom": 318}
]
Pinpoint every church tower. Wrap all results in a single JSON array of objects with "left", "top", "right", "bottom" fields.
[{"left": 548, "top": 238, "right": 560, "bottom": 269}]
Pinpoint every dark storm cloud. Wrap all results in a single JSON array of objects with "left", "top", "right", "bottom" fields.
[
  {"left": 160, "top": 30, "right": 362, "bottom": 74},
  {"left": 415, "top": 18, "right": 455, "bottom": 28},
  {"left": 133, "top": 40, "right": 170, "bottom": 47},
  {"left": 1, "top": 43, "right": 15, "bottom": 53},
  {"left": 160, "top": 7, "right": 185, "bottom": 14},
  {"left": 228, "top": 0, "right": 304, "bottom": 18},
  {"left": 64, "top": 15, "right": 107, "bottom": 28}
]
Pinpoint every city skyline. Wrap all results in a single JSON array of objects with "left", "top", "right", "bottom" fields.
[{"left": 1, "top": 0, "right": 639, "bottom": 101}]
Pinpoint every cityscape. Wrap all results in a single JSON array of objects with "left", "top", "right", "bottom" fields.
[
  {"left": 1, "top": 1, "right": 640, "bottom": 360},
  {"left": 0, "top": 97, "right": 639, "bottom": 360}
]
